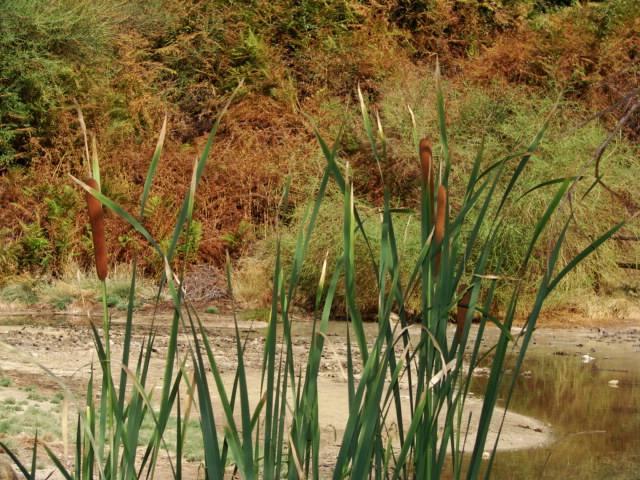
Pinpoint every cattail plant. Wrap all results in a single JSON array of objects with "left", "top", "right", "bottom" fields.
[
  {"left": 435, "top": 184, "right": 447, "bottom": 279},
  {"left": 456, "top": 285, "right": 471, "bottom": 342},
  {"left": 84, "top": 178, "right": 108, "bottom": 281},
  {"left": 420, "top": 138, "right": 435, "bottom": 215}
]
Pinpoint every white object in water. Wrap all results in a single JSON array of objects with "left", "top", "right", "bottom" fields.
[
  {"left": 581, "top": 354, "right": 595, "bottom": 363},
  {"left": 510, "top": 326, "right": 530, "bottom": 336},
  {"left": 608, "top": 379, "right": 619, "bottom": 388}
]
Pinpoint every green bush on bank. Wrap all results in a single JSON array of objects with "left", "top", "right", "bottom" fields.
[
  {"left": 0, "top": 0, "right": 637, "bottom": 310},
  {"left": 0, "top": 0, "right": 114, "bottom": 168},
  {"left": 246, "top": 78, "right": 638, "bottom": 313}
]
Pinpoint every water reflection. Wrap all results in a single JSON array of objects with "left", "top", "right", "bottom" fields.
[
  {"left": 270, "top": 320, "right": 640, "bottom": 478},
  {"left": 471, "top": 346, "right": 640, "bottom": 479}
]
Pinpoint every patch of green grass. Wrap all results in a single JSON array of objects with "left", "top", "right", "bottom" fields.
[
  {"left": 237, "top": 308, "right": 270, "bottom": 322},
  {"left": 116, "top": 300, "right": 143, "bottom": 310},
  {"left": 0, "top": 404, "right": 22, "bottom": 413},
  {"left": 0, "top": 378, "right": 11, "bottom": 387},
  {"left": 2, "top": 398, "right": 16, "bottom": 405},
  {"left": 18, "top": 385, "right": 36, "bottom": 392},
  {"left": 134, "top": 413, "right": 205, "bottom": 459},
  {"left": 0, "top": 404, "right": 61, "bottom": 439},
  {"left": 50, "top": 392, "right": 64, "bottom": 404},
  {"left": 181, "top": 419, "right": 205, "bottom": 462},
  {"left": 204, "top": 306, "right": 219, "bottom": 314},
  {"left": 51, "top": 293, "right": 74, "bottom": 310},
  {"left": 26, "top": 392, "right": 47, "bottom": 402},
  {"left": 0, "top": 278, "right": 40, "bottom": 305}
]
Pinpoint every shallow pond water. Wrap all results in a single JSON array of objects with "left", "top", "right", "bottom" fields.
[
  {"left": 269, "top": 319, "right": 640, "bottom": 478},
  {"left": 468, "top": 327, "right": 640, "bottom": 479}
]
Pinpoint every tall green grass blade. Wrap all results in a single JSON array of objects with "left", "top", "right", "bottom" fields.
[
  {"left": 462, "top": 137, "right": 484, "bottom": 206},
  {"left": 0, "top": 442, "right": 31, "bottom": 479},
  {"left": 233, "top": 318, "right": 256, "bottom": 478},
  {"left": 496, "top": 123, "right": 549, "bottom": 216},
  {"left": 29, "top": 432, "right": 37, "bottom": 480},
  {"left": 91, "top": 135, "right": 100, "bottom": 187},
  {"left": 522, "top": 177, "right": 572, "bottom": 268},
  {"left": 547, "top": 219, "right": 628, "bottom": 292},
  {"left": 45, "top": 443, "right": 72, "bottom": 480},
  {"left": 262, "top": 245, "right": 282, "bottom": 479},
  {"left": 357, "top": 84, "right": 383, "bottom": 178},
  {"left": 516, "top": 176, "right": 579, "bottom": 202},
  {"left": 434, "top": 58, "right": 450, "bottom": 170},
  {"left": 343, "top": 175, "right": 368, "bottom": 363},
  {"left": 75, "top": 417, "right": 82, "bottom": 479},
  {"left": 139, "top": 114, "right": 167, "bottom": 219}
]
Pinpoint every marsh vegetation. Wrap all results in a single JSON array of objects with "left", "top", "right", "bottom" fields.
[{"left": 0, "top": 1, "right": 638, "bottom": 478}]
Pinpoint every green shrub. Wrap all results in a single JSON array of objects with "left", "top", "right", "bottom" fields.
[
  {"left": 0, "top": 277, "right": 40, "bottom": 305},
  {"left": 51, "top": 294, "right": 73, "bottom": 310},
  {"left": 274, "top": 190, "right": 423, "bottom": 315},
  {"left": 27, "top": 393, "right": 47, "bottom": 402},
  {"left": 0, "top": 0, "right": 115, "bottom": 168},
  {"left": 50, "top": 392, "right": 64, "bottom": 404}
]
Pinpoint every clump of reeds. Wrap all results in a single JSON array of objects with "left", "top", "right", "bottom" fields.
[{"left": 4, "top": 76, "right": 627, "bottom": 480}]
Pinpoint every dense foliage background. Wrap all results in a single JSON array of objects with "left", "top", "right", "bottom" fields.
[{"left": 1, "top": 0, "right": 638, "bottom": 313}]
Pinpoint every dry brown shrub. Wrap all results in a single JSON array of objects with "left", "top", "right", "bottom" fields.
[
  {"left": 230, "top": 256, "right": 273, "bottom": 308},
  {"left": 63, "top": 94, "right": 323, "bottom": 276},
  {"left": 463, "top": 11, "right": 639, "bottom": 130}
]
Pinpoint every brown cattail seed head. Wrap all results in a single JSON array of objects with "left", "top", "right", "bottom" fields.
[
  {"left": 434, "top": 184, "right": 447, "bottom": 278},
  {"left": 419, "top": 138, "right": 435, "bottom": 213},
  {"left": 456, "top": 286, "right": 471, "bottom": 342},
  {"left": 85, "top": 178, "right": 108, "bottom": 281}
]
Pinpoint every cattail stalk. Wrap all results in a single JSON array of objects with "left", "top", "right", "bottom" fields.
[
  {"left": 456, "top": 286, "right": 471, "bottom": 342},
  {"left": 419, "top": 138, "right": 435, "bottom": 216},
  {"left": 85, "top": 178, "right": 108, "bottom": 280},
  {"left": 434, "top": 184, "right": 447, "bottom": 279}
]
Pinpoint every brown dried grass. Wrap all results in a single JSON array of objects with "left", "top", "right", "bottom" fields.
[{"left": 462, "top": 11, "right": 640, "bottom": 129}]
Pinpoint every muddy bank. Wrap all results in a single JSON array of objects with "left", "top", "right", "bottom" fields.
[{"left": 0, "top": 313, "right": 637, "bottom": 478}]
